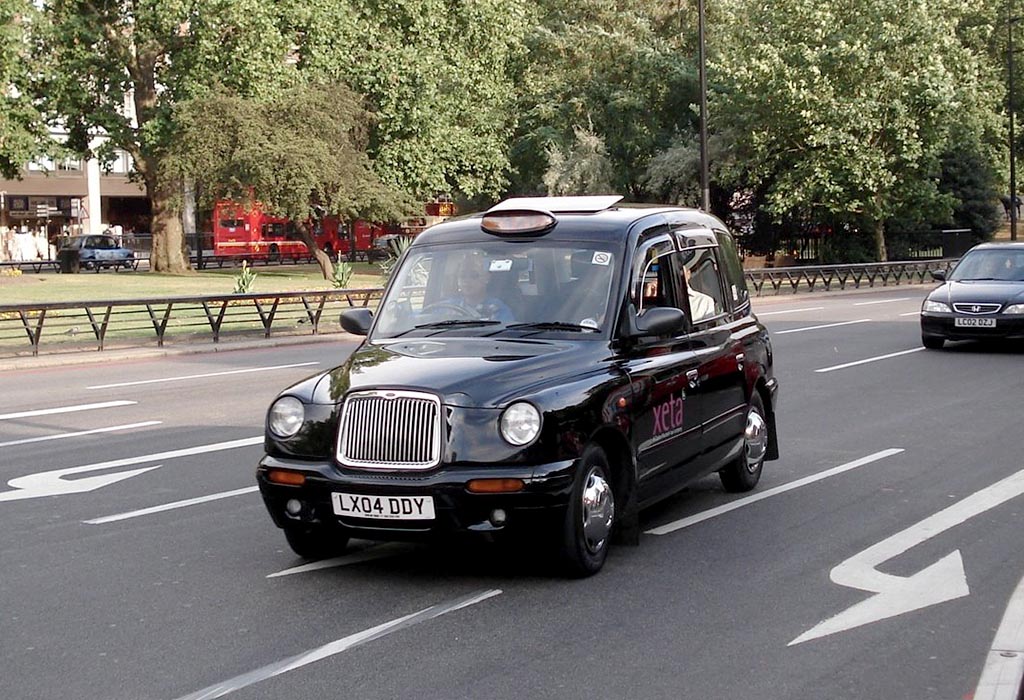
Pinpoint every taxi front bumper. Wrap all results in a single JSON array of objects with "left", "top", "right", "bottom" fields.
[{"left": 257, "top": 455, "right": 577, "bottom": 540}]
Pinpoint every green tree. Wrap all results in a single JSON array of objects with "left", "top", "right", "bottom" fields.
[
  {"left": 36, "top": 0, "right": 299, "bottom": 272},
  {"left": 291, "top": 0, "right": 530, "bottom": 202},
  {"left": 0, "top": 0, "right": 47, "bottom": 179},
  {"left": 164, "top": 84, "right": 412, "bottom": 279},
  {"left": 510, "top": 0, "right": 698, "bottom": 198},
  {"left": 712, "top": 0, "right": 1002, "bottom": 260}
]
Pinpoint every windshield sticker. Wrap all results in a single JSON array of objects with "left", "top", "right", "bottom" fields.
[
  {"left": 592, "top": 252, "right": 612, "bottom": 266},
  {"left": 489, "top": 259, "right": 513, "bottom": 272}
]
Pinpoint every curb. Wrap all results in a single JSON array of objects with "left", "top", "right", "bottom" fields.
[{"left": 0, "top": 331, "right": 358, "bottom": 373}]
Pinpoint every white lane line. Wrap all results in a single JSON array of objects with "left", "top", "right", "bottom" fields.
[
  {"left": 172, "top": 589, "right": 503, "bottom": 700},
  {"left": 87, "top": 362, "right": 319, "bottom": 389},
  {"left": 267, "top": 542, "right": 418, "bottom": 578},
  {"left": 815, "top": 347, "right": 925, "bottom": 373},
  {"left": 853, "top": 297, "right": 912, "bottom": 306},
  {"left": 756, "top": 306, "right": 825, "bottom": 317},
  {"left": 84, "top": 486, "right": 259, "bottom": 525},
  {"left": 0, "top": 400, "right": 136, "bottom": 421},
  {"left": 645, "top": 449, "right": 903, "bottom": 536},
  {"left": 775, "top": 319, "right": 872, "bottom": 335},
  {"left": 974, "top": 571, "right": 1024, "bottom": 700},
  {"left": 0, "top": 421, "right": 161, "bottom": 448},
  {"left": 899, "top": 311, "right": 920, "bottom": 317}
]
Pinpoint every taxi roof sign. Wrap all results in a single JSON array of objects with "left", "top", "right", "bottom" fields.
[{"left": 488, "top": 195, "right": 623, "bottom": 214}]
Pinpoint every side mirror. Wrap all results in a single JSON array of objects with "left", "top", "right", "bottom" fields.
[
  {"left": 930, "top": 269, "right": 947, "bottom": 282},
  {"left": 634, "top": 307, "right": 686, "bottom": 337},
  {"left": 339, "top": 308, "right": 373, "bottom": 336}
]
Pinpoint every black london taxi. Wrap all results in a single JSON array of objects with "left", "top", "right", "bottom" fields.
[
  {"left": 257, "top": 196, "right": 779, "bottom": 576},
  {"left": 921, "top": 242, "right": 1024, "bottom": 348}
]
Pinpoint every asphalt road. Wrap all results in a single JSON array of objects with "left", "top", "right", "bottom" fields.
[{"left": 1, "top": 286, "right": 1022, "bottom": 700}]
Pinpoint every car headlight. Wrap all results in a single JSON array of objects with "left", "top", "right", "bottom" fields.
[
  {"left": 922, "top": 300, "right": 951, "bottom": 313},
  {"left": 268, "top": 396, "right": 305, "bottom": 438},
  {"left": 1004, "top": 304, "right": 1024, "bottom": 314},
  {"left": 500, "top": 402, "right": 541, "bottom": 446}
]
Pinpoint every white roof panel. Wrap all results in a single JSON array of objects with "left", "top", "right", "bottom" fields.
[{"left": 488, "top": 195, "right": 623, "bottom": 214}]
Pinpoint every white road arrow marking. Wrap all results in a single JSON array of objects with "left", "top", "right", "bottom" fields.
[
  {"left": 0, "top": 435, "right": 262, "bottom": 503},
  {"left": 791, "top": 469, "right": 1024, "bottom": 645},
  {"left": 0, "top": 463, "right": 162, "bottom": 502}
]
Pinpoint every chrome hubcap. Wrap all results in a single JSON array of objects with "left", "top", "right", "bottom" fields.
[
  {"left": 744, "top": 407, "right": 768, "bottom": 473},
  {"left": 581, "top": 467, "right": 614, "bottom": 554}
]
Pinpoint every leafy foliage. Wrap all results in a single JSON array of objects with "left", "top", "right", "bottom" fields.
[
  {"left": 0, "top": 0, "right": 48, "bottom": 180},
  {"left": 233, "top": 260, "right": 257, "bottom": 293},
  {"left": 330, "top": 260, "right": 353, "bottom": 290},
  {"left": 711, "top": 0, "right": 1004, "bottom": 259}
]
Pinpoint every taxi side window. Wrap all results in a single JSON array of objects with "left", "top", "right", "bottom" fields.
[
  {"left": 634, "top": 238, "right": 678, "bottom": 313},
  {"left": 680, "top": 247, "right": 727, "bottom": 326},
  {"left": 714, "top": 229, "right": 751, "bottom": 310}
]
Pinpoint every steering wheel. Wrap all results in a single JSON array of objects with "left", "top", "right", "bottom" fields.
[{"left": 421, "top": 301, "right": 481, "bottom": 318}]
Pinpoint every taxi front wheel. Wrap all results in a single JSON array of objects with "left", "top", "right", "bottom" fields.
[
  {"left": 719, "top": 392, "right": 767, "bottom": 493},
  {"left": 558, "top": 445, "right": 615, "bottom": 577},
  {"left": 283, "top": 524, "right": 350, "bottom": 560}
]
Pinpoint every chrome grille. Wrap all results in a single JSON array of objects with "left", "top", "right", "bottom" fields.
[
  {"left": 952, "top": 303, "right": 1001, "bottom": 315},
  {"left": 336, "top": 390, "right": 441, "bottom": 470}
]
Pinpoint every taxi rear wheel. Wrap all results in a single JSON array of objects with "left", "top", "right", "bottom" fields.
[
  {"left": 719, "top": 392, "right": 768, "bottom": 493},
  {"left": 558, "top": 445, "right": 615, "bottom": 577},
  {"left": 283, "top": 524, "right": 350, "bottom": 560}
]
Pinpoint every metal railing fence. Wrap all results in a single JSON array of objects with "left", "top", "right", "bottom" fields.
[
  {"left": 0, "top": 259, "right": 956, "bottom": 358},
  {"left": 744, "top": 259, "right": 956, "bottom": 296},
  {"left": 0, "top": 288, "right": 383, "bottom": 357}
]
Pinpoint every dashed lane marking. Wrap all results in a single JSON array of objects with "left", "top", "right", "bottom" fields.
[
  {"left": 171, "top": 589, "right": 503, "bottom": 700},
  {"left": 646, "top": 449, "right": 904, "bottom": 536},
  {"left": 86, "top": 362, "right": 319, "bottom": 389},
  {"left": 0, "top": 400, "right": 136, "bottom": 421}
]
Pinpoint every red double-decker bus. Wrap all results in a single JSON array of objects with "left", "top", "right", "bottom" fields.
[
  {"left": 210, "top": 198, "right": 457, "bottom": 262},
  {"left": 212, "top": 200, "right": 309, "bottom": 261}
]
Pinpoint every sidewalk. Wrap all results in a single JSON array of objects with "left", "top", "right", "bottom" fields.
[{"left": 0, "top": 330, "right": 355, "bottom": 373}]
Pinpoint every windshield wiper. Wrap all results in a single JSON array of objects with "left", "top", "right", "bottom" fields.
[
  {"left": 387, "top": 319, "right": 503, "bottom": 337},
  {"left": 505, "top": 321, "right": 598, "bottom": 333}
]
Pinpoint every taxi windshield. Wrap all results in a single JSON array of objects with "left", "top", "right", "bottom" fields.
[{"left": 372, "top": 242, "right": 619, "bottom": 339}]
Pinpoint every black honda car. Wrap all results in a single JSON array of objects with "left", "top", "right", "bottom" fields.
[
  {"left": 257, "top": 196, "right": 780, "bottom": 576},
  {"left": 920, "top": 242, "right": 1024, "bottom": 348}
]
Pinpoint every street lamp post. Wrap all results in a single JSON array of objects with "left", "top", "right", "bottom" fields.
[
  {"left": 698, "top": 0, "right": 710, "bottom": 212},
  {"left": 1010, "top": 4, "right": 1019, "bottom": 241}
]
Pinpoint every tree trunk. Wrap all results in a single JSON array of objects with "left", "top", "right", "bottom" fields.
[
  {"left": 293, "top": 221, "right": 332, "bottom": 280},
  {"left": 874, "top": 219, "right": 888, "bottom": 262},
  {"left": 149, "top": 179, "right": 192, "bottom": 273}
]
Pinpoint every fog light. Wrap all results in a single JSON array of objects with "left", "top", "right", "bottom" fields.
[
  {"left": 285, "top": 499, "right": 303, "bottom": 516},
  {"left": 489, "top": 509, "right": 507, "bottom": 527}
]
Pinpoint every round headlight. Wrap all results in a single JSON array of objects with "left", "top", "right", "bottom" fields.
[
  {"left": 268, "top": 396, "right": 305, "bottom": 438},
  {"left": 500, "top": 402, "right": 541, "bottom": 446}
]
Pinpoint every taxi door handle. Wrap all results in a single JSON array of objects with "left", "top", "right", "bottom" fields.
[{"left": 686, "top": 369, "right": 700, "bottom": 388}]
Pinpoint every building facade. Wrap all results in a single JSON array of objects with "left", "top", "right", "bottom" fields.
[{"left": 0, "top": 147, "right": 150, "bottom": 258}]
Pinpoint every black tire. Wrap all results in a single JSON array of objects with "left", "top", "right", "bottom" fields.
[
  {"left": 283, "top": 524, "right": 350, "bottom": 560},
  {"left": 719, "top": 391, "right": 768, "bottom": 493},
  {"left": 557, "top": 445, "right": 615, "bottom": 578},
  {"left": 268, "top": 244, "right": 281, "bottom": 263},
  {"left": 922, "top": 334, "right": 944, "bottom": 350}
]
